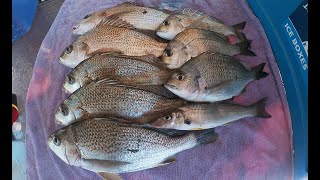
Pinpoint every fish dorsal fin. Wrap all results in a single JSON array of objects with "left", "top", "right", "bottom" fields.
[
  {"left": 137, "top": 85, "right": 179, "bottom": 99},
  {"left": 181, "top": 8, "right": 224, "bottom": 24},
  {"left": 100, "top": 13, "right": 135, "bottom": 29},
  {"left": 94, "top": 78, "right": 140, "bottom": 89},
  {"left": 98, "top": 172, "right": 122, "bottom": 180},
  {"left": 118, "top": 2, "right": 139, "bottom": 7}
]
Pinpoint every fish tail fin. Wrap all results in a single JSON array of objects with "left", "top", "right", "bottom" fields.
[
  {"left": 233, "top": 21, "right": 246, "bottom": 30},
  {"left": 252, "top": 63, "right": 269, "bottom": 80},
  {"left": 236, "top": 40, "right": 256, "bottom": 56},
  {"left": 252, "top": 97, "right": 272, "bottom": 118},
  {"left": 194, "top": 129, "right": 218, "bottom": 147},
  {"left": 232, "top": 22, "right": 248, "bottom": 41}
]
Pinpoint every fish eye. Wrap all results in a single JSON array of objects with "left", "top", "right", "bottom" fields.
[
  {"left": 60, "top": 105, "right": 69, "bottom": 116},
  {"left": 163, "top": 20, "right": 170, "bottom": 26},
  {"left": 164, "top": 49, "right": 173, "bottom": 57},
  {"left": 184, "top": 120, "right": 191, "bottom": 125},
  {"left": 83, "top": 14, "right": 91, "bottom": 19},
  {"left": 53, "top": 136, "right": 61, "bottom": 146},
  {"left": 177, "top": 74, "right": 184, "bottom": 81},
  {"left": 67, "top": 76, "right": 75, "bottom": 84},
  {"left": 164, "top": 115, "right": 171, "bottom": 120},
  {"left": 65, "top": 45, "right": 73, "bottom": 54}
]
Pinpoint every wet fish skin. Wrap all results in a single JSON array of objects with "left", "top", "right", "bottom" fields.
[
  {"left": 73, "top": 2, "right": 169, "bottom": 35},
  {"left": 164, "top": 52, "right": 268, "bottom": 102},
  {"left": 60, "top": 25, "right": 167, "bottom": 68},
  {"left": 48, "top": 119, "right": 218, "bottom": 173},
  {"left": 156, "top": 8, "right": 246, "bottom": 41},
  {"left": 55, "top": 80, "right": 187, "bottom": 125},
  {"left": 63, "top": 54, "right": 173, "bottom": 94},
  {"left": 161, "top": 28, "right": 254, "bottom": 69},
  {"left": 150, "top": 98, "right": 271, "bottom": 130}
]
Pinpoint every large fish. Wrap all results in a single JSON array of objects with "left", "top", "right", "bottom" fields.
[
  {"left": 150, "top": 98, "right": 271, "bottom": 130},
  {"left": 156, "top": 8, "right": 247, "bottom": 41},
  {"left": 60, "top": 20, "right": 167, "bottom": 68},
  {"left": 73, "top": 2, "right": 169, "bottom": 35},
  {"left": 48, "top": 119, "right": 218, "bottom": 173},
  {"left": 55, "top": 80, "right": 186, "bottom": 125},
  {"left": 63, "top": 54, "right": 172, "bottom": 94},
  {"left": 161, "top": 28, "right": 255, "bottom": 69},
  {"left": 164, "top": 52, "right": 268, "bottom": 102}
]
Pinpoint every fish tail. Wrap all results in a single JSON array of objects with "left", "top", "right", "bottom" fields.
[
  {"left": 232, "top": 22, "right": 246, "bottom": 30},
  {"left": 236, "top": 40, "right": 256, "bottom": 56},
  {"left": 232, "top": 22, "right": 249, "bottom": 42},
  {"left": 252, "top": 63, "right": 269, "bottom": 80},
  {"left": 251, "top": 97, "right": 272, "bottom": 118},
  {"left": 194, "top": 129, "right": 218, "bottom": 147}
]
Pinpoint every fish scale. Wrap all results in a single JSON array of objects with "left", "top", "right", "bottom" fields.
[
  {"left": 64, "top": 54, "right": 171, "bottom": 94},
  {"left": 71, "top": 120, "right": 195, "bottom": 162},
  {"left": 57, "top": 80, "right": 186, "bottom": 125},
  {"left": 187, "top": 53, "right": 250, "bottom": 85},
  {"left": 83, "top": 26, "right": 167, "bottom": 57}
]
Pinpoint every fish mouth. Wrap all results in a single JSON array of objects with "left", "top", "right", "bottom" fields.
[{"left": 164, "top": 83, "right": 177, "bottom": 90}]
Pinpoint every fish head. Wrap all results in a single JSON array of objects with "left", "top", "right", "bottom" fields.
[
  {"left": 73, "top": 13, "right": 101, "bottom": 35},
  {"left": 48, "top": 128, "right": 81, "bottom": 165},
  {"left": 63, "top": 74, "right": 81, "bottom": 94},
  {"left": 156, "top": 15, "right": 184, "bottom": 40},
  {"left": 161, "top": 42, "right": 189, "bottom": 69},
  {"left": 165, "top": 69, "right": 200, "bottom": 98},
  {"left": 59, "top": 40, "right": 89, "bottom": 68},
  {"left": 150, "top": 109, "right": 185, "bottom": 129},
  {"left": 55, "top": 101, "right": 78, "bottom": 125}
]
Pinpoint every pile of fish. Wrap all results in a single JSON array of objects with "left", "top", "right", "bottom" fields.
[{"left": 48, "top": 2, "right": 271, "bottom": 179}]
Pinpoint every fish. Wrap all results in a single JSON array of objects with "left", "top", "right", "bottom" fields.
[
  {"left": 150, "top": 97, "right": 271, "bottom": 130},
  {"left": 55, "top": 80, "right": 187, "bottom": 125},
  {"left": 156, "top": 8, "right": 247, "bottom": 41},
  {"left": 161, "top": 28, "right": 255, "bottom": 69},
  {"left": 164, "top": 52, "right": 269, "bottom": 102},
  {"left": 63, "top": 54, "right": 172, "bottom": 94},
  {"left": 60, "top": 20, "right": 168, "bottom": 68},
  {"left": 48, "top": 119, "right": 218, "bottom": 173},
  {"left": 73, "top": 2, "right": 169, "bottom": 35}
]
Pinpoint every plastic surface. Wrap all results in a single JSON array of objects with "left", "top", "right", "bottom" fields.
[
  {"left": 12, "top": 0, "right": 38, "bottom": 43},
  {"left": 247, "top": 0, "right": 308, "bottom": 179}
]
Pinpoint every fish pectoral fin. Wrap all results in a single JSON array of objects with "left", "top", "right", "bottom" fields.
[
  {"left": 157, "top": 156, "right": 176, "bottom": 167},
  {"left": 95, "top": 78, "right": 137, "bottom": 89},
  {"left": 105, "top": 117, "right": 133, "bottom": 123},
  {"left": 98, "top": 172, "right": 122, "bottom": 180},
  {"left": 81, "top": 159, "right": 129, "bottom": 172},
  {"left": 99, "top": 12, "right": 135, "bottom": 29},
  {"left": 186, "top": 16, "right": 207, "bottom": 29},
  {"left": 206, "top": 80, "right": 234, "bottom": 93}
]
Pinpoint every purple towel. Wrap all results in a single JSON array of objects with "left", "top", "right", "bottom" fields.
[{"left": 26, "top": 0, "right": 293, "bottom": 179}]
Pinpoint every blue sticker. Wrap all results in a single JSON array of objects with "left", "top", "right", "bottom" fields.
[{"left": 282, "top": 0, "right": 308, "bottom": 86}]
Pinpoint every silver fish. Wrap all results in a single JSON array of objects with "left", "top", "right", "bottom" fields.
[
  {"left": 161, "top": 28, "right": 255, "bottom": 69},
  {"left": 156, "top": 8, "right": 246, "bottom": 41},
  {"left": 73, "top": 2, "right": 169, "bottom": 35},
  {"left": 48, "top": 119, "right": 218, "bottom": 173},
  {"left": 55, "top": 80, "right": 186, "bottom": 125},
  {"left": 150, "top": 98, "right": 271, "bottom": 130},
  {"left": 63, "top": 54, "right": 172, "bottom": 94},
  {"left": 164, "top": 52, "right": 268, "bottom": 102}
]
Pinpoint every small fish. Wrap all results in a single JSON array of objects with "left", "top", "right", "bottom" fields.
[
  {"left": 48, "top": 119, "right": 218, "bottom": 173},
  {"left": 55, "top": 80, "right": 186, "bottom": 125},
  {"left": 150, "top": 98, "right": 271, "bottom": 130},
  {"left": 161, "top": 28, "right": 255, "bottom": 69},
  {"left": 73, "top": 2, "right": 169, "bottom": 35},
  {"left": 164, "top": 52, "right": 268, "bottom": 102},
  {"left": 60, "top": 20, "right": 167, "bottom": 68},
  {"left": 63, "top": 54, "right": 172, "bottom": 94},
  {"left": 156, "top": 8, "right": 247, "bottom": 41}
]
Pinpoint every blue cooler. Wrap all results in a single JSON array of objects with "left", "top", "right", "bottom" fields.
[
  {"left": 12, "top": 0, "right": 38, "bottom": 43},
  {"left": 247, "top": 0, "right": 308, "bottom": 179}
]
